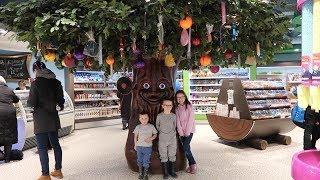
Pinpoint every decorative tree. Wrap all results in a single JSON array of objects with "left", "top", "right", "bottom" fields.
[{"left": 0, "top": 0, "right": 290, "bottom": 69}]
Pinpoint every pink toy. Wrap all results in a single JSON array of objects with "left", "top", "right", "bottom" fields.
[{"left": 292, "top": 150, "right": 320, "bottom": 180}]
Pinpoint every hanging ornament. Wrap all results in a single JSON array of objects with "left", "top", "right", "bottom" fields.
[
  {"left": 119, "top": 36, "right": 125, "bottom": 59},
  {"left": 165, "top": 53, "right": 176, "bottom": 67},
  {"left": 210, "top": 66, "right": 220, "bottom": 73},
  {"left": 206, "top": 24, "right": 214, "bottom": 42},
  {"left": 105, "top": 55, "right": 115, "bottom": 65},
  {"left": 179, "top": 16, "right": 193, "bottom": 29},
  {"left": 133, "top": 55, "right": 145, "bottom": 69},
  {"left": 131, "top": 37, "right": 137, "bottom": 53},
  {"left": 187, "top": 28, "right": 192, "bottom": 59},
  {"left": 84, "top": 57, "right": 93, "bottom": 69},
  {"left": 74, "top": 45, "right": 85, "bottom": 61},
  {"left": 62, "top": 53, "right": 75, "bottom": 68},
  {"left": 231, "top": 22, "right": 238, "bottom": 41},
  {"left": 224, "top": 50, "right": 234, "bottom": 60},
  {"left": 157, "top": 14, "right": 164, "bottom": 50},
  {"left": 180, "top": 29, "right": 189, "bottom": 46},
  {"left": 245, "top": 56, "right": 257, "bottom": 65},
  {"left": 199, "top": 54, "right": 212, "bottom": 66},
  {"left": 192, "top": 33, "right": 201, "bottom": 46},
  {"left": 83, "top": 30, "right": 99, "bottom": 57},
  {"left": 221, "top": 1, "right": 227, "bottom": 25},
  {"left": 44, "top": 49, "right": 56, "bottom": 62},
  {"left": 256, "top": 42, "right": 261, "bottom": 57}
]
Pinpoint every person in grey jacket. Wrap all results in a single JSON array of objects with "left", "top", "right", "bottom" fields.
[
  {"left": 0, "top": 76, "right": 19, "bottom": 163},
  {"left": 156, "top": 99, "right": 178, "bottom": 179},
  {"left": 27, "top": 61, "right": 65, "bottom": 180}
]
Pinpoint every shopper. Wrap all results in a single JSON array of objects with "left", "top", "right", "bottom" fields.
[
  {"left": 116, "top": 81, "right": 132, "bottom": 130},
  {"left": 134, "top": 111, "right": 157, "bottom": 180},
  {"left": 0, "top": 75, "right": 20, "bottom": 163},
  {"left": 15, "top": 80, "right": 29, "bottom": 90},
  {"left": 175, "top": 90, "right": 197, "bottom": 174},
  {"left": 156, "top": 99, "right": 178, "bottom": 179},
  {"left": 27, "top": 61, "right": 65, "bottom": 180},
  {"left": 303, "top": 106, "right": 320, "bottom": 150}
]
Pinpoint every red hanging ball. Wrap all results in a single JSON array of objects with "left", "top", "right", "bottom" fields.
[
  {"left": 224, "top": 50, "right": 234, "bottom": 60},
  {"left": 192, "top": 38, "right": 201, "bottom": 46}
]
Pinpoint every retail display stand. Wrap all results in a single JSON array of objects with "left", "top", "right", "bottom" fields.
[
  {"left": 207, "top": 79, "right": 296, "bottom": 150},
  {"left": 73, "top": 71, "right": 121, "bottom": 129},
  {"left": 187, "top": 68, "right": 250, "bottom": 120}
]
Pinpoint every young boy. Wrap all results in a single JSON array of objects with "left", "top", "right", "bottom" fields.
[
  {"left": 156, "top": 99, "right": 178, "bottom": 179},
  {"left": 134, "top": 111, "right": 157, "bottom": 180}
]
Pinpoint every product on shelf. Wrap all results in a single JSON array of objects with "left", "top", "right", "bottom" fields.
[
  {"left": 250, "top": 108, "right": 291, "bottom": 120},
  {"left": 188, "top": 68, "right": 250, "bottom": 115},
  {"left": 73, "top": 71, "right": 120, "bottom": 120},
  {"left": 242, "top": 81, "right": 284, "bottom": 89},
  {"left": 74, "top": 72, "right": 104, "bottom": 82}
]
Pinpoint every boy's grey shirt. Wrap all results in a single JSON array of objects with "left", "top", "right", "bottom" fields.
[{"left": 133, "top": 124, "right": 157, "bottom": 147}]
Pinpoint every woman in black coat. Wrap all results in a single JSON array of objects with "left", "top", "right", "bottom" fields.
[{"left": 0, "top": 75, "right": 19, "bottom": 163}]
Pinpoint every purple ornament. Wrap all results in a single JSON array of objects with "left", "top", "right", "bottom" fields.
[
  {"left": 74, "top": 45, "right": 85, "bottom": 60},
  {"left": 134, "top": 57, "right": 145, "bottom": 69}
]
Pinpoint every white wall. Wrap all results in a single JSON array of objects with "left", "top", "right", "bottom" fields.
[{"left": 6, "top": 54, "right": 65, "bottom": 90}]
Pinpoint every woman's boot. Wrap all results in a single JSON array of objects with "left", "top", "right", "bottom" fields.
[{"left": 4, "top": 144, "right": 11, "bottom": 163}]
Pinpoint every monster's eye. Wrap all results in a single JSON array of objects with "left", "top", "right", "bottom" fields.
[
  {"left": 159, "top": 83, "right": 166, "bottom": 89},
  {"left": 143, "top": 83, "right": 150, "bottom": 89}
]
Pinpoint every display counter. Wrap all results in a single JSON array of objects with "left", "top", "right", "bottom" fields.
[
  {"left": 14, "top": 90, "right": 75, "bottom": 150},
  {"left": 207, "top": 79, "right": 296, "bottom": 150}
]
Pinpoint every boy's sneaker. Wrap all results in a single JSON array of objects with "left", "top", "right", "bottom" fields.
[
  {"left": 50, "top": 169, "right": 63, "bottom": 179},
  {"left": 37, "top": 175, "right": 51, "bottom": 180}
]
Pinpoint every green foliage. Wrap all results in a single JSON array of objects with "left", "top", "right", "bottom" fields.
[{"left": 0, "top": 0, "right": 291, "bottom": 70}]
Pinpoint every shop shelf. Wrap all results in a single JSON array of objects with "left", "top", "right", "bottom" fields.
[
  {"left": 193, "top": 104, "right": 216, "bottom": 106},
  {"left": 74, "top": 88, "right": 117, "bottom": 91},
  {"left": 74, "top": 97, "right": 119, "bottom": 102},
  {"left": 190, "top": 84, "right": 221, "bottom": 87},
  {"left": 190, "top": 76, "right": 249, "bottom": 80},
  {"left": 75, "top": 105, "right": 119, "bottom": 111},
  {"left": 75, "top": 113, "right": 121, "bottom": 120},
  {"left": 246, "top": 96, "right": 288, "bottom": 100},
  {"left": 190, "top": 91, "right": 219, "bottom": 94},
  {"left": 249, "top": 104, "right": 291, "bottom": 111},
  {"left": 190, "top": 98, "right": 217, "bottom": 101},
  {"left": 74, "top": 81, "right": 105, "bottom": 84}
]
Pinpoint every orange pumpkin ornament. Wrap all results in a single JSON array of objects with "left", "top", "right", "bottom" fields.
[
  {"left": 199, "top": 54, "right": 212, "bottom": 66},
  {"left": 179, "top": 16, "right": 193, "bottom": 29},
  {"left": 44, "top": 49, "right": 56, "bottom": 62},
  {"left": 105, "top": 55, "right": 115, "bottom": 65}
]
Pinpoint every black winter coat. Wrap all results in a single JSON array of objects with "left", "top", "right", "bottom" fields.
[
  {"left": 117, "top": 92, "right": 132, "bottom": 120},
  {"left": 0, "top": 83, "right": 19, "bottom": 145},
  {"left": 27, "top": 69, "right": 65, "bottom": 134}
]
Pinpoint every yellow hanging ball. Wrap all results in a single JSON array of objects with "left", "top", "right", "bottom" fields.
[
  {"left": 165, "top": 53, "right": 176, "bottom": 67},
  {"left": 44, "top": 49, "right": 56, "bottom": 62}
]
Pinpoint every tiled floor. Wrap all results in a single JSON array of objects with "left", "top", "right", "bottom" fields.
[{"left": 0, "top": 123, "right": 306, "bottom": 180}]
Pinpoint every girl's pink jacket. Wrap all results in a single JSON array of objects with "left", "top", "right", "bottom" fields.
[{"left": 176, "top": 104, "right": 196, "bottom": 136}]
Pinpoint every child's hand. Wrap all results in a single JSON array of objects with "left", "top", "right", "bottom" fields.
[
  {"left": 144, "top": 137, "right": 153, "bottom": 143},
  {"left": 134, "top": 145, "right": 137, "bottom": 151}
]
